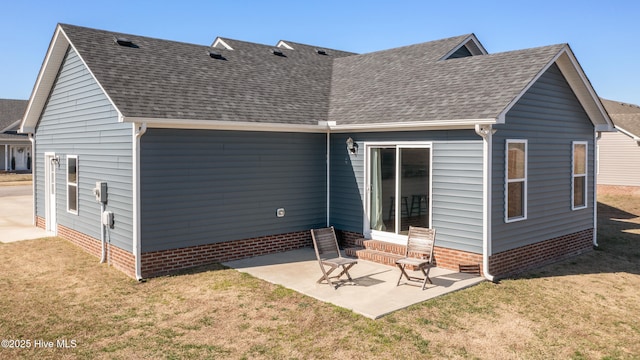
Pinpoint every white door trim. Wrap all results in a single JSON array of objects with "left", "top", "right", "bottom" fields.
[{"left": 44, "top": 152, "right": 57, "bottom": 234}]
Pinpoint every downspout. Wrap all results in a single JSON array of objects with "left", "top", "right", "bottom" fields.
[
  {"left": 28, "top": 134, "right": 36, "bottom": 225},
  {"left": 133, "top": 122, "right": 147, "bottom": 280},
  {"left": 326, "top": 131, "right": 330, "bottom": 226},
  {"left": 593, "top": 131, "right": 602, "bottom": 247},
  {"left": 100, "top": 201, "right": 106, "bottom": 263},
  {"left": 475, "top": 124, "right": 496, "bottom": 282}
]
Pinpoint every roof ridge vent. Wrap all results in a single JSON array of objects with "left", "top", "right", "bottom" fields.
[
  {"left": 207, "top": 50, "right": 226, "bottom": 60},
  {"left": 271, "top": 49, "right": 287, "bottom": 57},
  {"left": 114, "top": 37, "right": 138, "bottom": 48}
]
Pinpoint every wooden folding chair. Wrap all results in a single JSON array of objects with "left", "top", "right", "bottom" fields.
[
  {"left": 310, "top": 226, "right": 358, "bottom": 289},
  {"left": 396, "top": 226, "right": 436, "bottom": 290}
]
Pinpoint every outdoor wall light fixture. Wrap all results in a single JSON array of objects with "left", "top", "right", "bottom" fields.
[
  {"left": 51, "top": 156, "right": 61, "bottom": 167},
  {"left": 346, "top": 137, "right": 357, "bottom": 155}
]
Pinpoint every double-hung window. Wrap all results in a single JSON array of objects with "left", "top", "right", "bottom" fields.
[
  {"left": 572, "top": 142, "right": 588, "bottom": 210},
  {"left": 67, "top": 155, "right": 78, "bottom": 214},
  {"left": 506, "top": 140, "right": 527, "bottom": 222}
]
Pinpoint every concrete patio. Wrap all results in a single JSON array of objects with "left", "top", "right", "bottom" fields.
[{"left": 223, "top": 247, "right": 485, "bottom": 319}]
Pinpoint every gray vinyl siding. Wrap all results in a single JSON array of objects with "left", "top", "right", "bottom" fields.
[
  {"left": 491, "top": 64, "right": 595, "bottom": 254},
  {"left": 597, "top": 131, "right": 640, "bottom": 187},
  {"left": 139, "top": 129, "right": 327, "bottom": 252},
  {"left": 330, "top": 131, "right": 483, "bottom": 253},
  {"left": 34, "top": 47, "right": 134, "bottom": 252},
  {"left": 431, "top": 141, "right": 483, "bottom": 253},
  {"left": 447, "top": 46, "right": 473, "bottom": 59}
]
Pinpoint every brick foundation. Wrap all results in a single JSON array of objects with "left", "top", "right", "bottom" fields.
[
  {"left": 340, "top": 228, "right": 594, "bottom": 279},
  {"left": 489, "top": 228, "right": 594, "bottom": 278},
  {"left": 48, "top": 222, "right": 314, "bottom": 279},
  {"left": 36, "top": 216, "right": 45, "bottom": 230},
  {"left": 434, "top": 247, "right": 483, "bottom": 273},
  {"left": 597, "top": 185, "right": 640, "bottom": 197},
  {"left": 140, "top": 230, "right": 312, "bottom": 278},
  {"left": 335, "top": 229, "right": 365, "bottom": 248},
  {"left": 57, "top": 224, "right": 137, "bottom": 278}
]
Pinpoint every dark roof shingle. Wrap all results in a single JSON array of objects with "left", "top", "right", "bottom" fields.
[
  {"left": 0, "top": 99, "right": 28, "bottom": 131},
  {"left": 601, "top": 98, "right": 640, "bottom": 137},
  {"left": 60, "top": 24, "right": 354, "bottom": 125},
  {"left": 329, "top": 42, "right": 565, "bottom": 124}
]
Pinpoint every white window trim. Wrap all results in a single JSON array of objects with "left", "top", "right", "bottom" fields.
[
  {"left": 363, "top": 141, "right": 433, "bottom": 244},
  {"left": 572, "top": 141, "right": 588, "bottom": 210},
  {"left": 67, "top": 155, "right": 78, "bottom": 215},
  {"left": 505, "top": 139, "right": 527, "bottom": 223}
]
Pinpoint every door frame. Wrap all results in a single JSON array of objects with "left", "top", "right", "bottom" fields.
[
  {"left": 363, "top": 141, "right": 432, "bottom": 244},
  {"left": 44, "top": 152, "right": 57, "bottom": 234}
]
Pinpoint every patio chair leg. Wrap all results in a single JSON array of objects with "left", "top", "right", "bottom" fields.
[
  {"left": 318, "top": 267, "right": 337, "bottom": 285},
  {"left": 420, "top": 266, "right": 432, "bottom": 290}
]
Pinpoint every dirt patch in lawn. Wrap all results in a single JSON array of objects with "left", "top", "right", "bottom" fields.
[{"left": 0, "top": 194, "right": 639, "bottom": 359}]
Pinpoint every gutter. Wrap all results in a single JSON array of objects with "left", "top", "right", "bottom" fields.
[
  {"left": 133, "top": 122, "right": 147, "bottom": 280},
  {"left": 475, "top": 124, "right": 496, "bottom": 282}
]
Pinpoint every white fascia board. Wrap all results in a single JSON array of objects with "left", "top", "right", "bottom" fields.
[
  {"left": 615, "top": 125, "right": 640, "bottom": 141},
  {"left": 2, "top": 119, "right": 21, "bottom": 133},
  {"left": 20, "top": 26, "right": 68, "bottom": 134},
  {"left": 555, "top": 49, "right": 615, "bottom": 130},
  {"left": 0, "top": 137, "right": 32, "bottom": 143},
  {"left": 276, "top": 40, "right": 294, "bottom": 50},
  {"left": 212, "top": 37, "right": 234, "bottom": 50},
  {"left": 19, "top": 25, "right": 123, "bottom": 133},
  {"left": 123, "top": 117, "right": 328, "bottom": 133},
  {"left": 122, "top": 117, "right": 496, "bottom": 133},
  {"left": 439, "top": 34, "right": 489, "bottom": 61},
  {"left": 496, "top": 47, "right": 615, "bottom": 131},
  {"left": 328, "top": 118, "right": 496, "bottom": 133}
]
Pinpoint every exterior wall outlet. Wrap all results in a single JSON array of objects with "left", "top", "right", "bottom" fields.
[{"left": 276, "top": 208, "right": 285, "bottom": 217}]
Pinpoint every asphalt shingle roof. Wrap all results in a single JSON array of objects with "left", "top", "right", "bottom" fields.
[
  {"left": 0, "top": 99, "right": 28, "bottom": 131},
  {"left": 52, "top": 25, "right": 574, "bottom": 129},
  {"left": 601, "top": 98, "right": 640, "bottom": 137},
  {"left": 61, "top": 24, "right": 354, "bottom": 125},
  {"left": 329, "top": 41, "right": 565, "bottom": 124}
]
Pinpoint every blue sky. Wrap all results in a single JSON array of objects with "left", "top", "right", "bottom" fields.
[{"left": 1, "top": 0, "right": 638, "bottom": 105}]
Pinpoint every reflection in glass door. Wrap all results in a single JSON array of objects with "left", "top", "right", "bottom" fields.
[{"left": 369, "top": 145, "right": 430, "bottom": 237}]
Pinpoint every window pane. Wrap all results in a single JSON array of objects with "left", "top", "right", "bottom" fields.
[
  {"left": 370, "top": 148, "right": 396, "bottom": 233},
  {"left": 68, "top": 185, "right": 77, "bottom": 212},
  {"left": 68, "top": 157, "right": 77, "bottom": 184},
  {"left": 508, "top": 181, "right": 524, "bottom": 218},
  {"left": 574, "top": 144, "right": 586, "bottom": 175},
  {"left": 400, "top": 148, "right": 430, "bottom": 232},
  {"left": 574, "top": 176, "right": 585, "bottom": 207},
  {"left": 508, "top": 143, "right": 525, "bottom": 179}
]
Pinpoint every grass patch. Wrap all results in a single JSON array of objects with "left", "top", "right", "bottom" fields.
[
  {"left": 0, "top": 194, "right": 639, "bottom": 359},
  {"left": 0, "top": 172, "right": 32, "bottom": 185}
]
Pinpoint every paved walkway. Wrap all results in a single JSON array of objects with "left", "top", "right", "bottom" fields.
[
  {"left": 0, "top": 185, "right": 50, "bottom": 243},
  {"left": 224, "top": 248, "right": 485, "bottom": 319}
]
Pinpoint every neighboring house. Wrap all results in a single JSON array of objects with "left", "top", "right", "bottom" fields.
[
  {"left": 20, "top": 24, "right": 613, "bottom": 280},
  {"left": 598, "top": 98, "right": 640, "bottom": 189},
  {"left": 0, "top": 99, "right": 31, "bottom": 172}
]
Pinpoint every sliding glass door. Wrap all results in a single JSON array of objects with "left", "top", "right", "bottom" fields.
[{"left": 368, "top": 144, "right": 431, "bottom": 241}]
